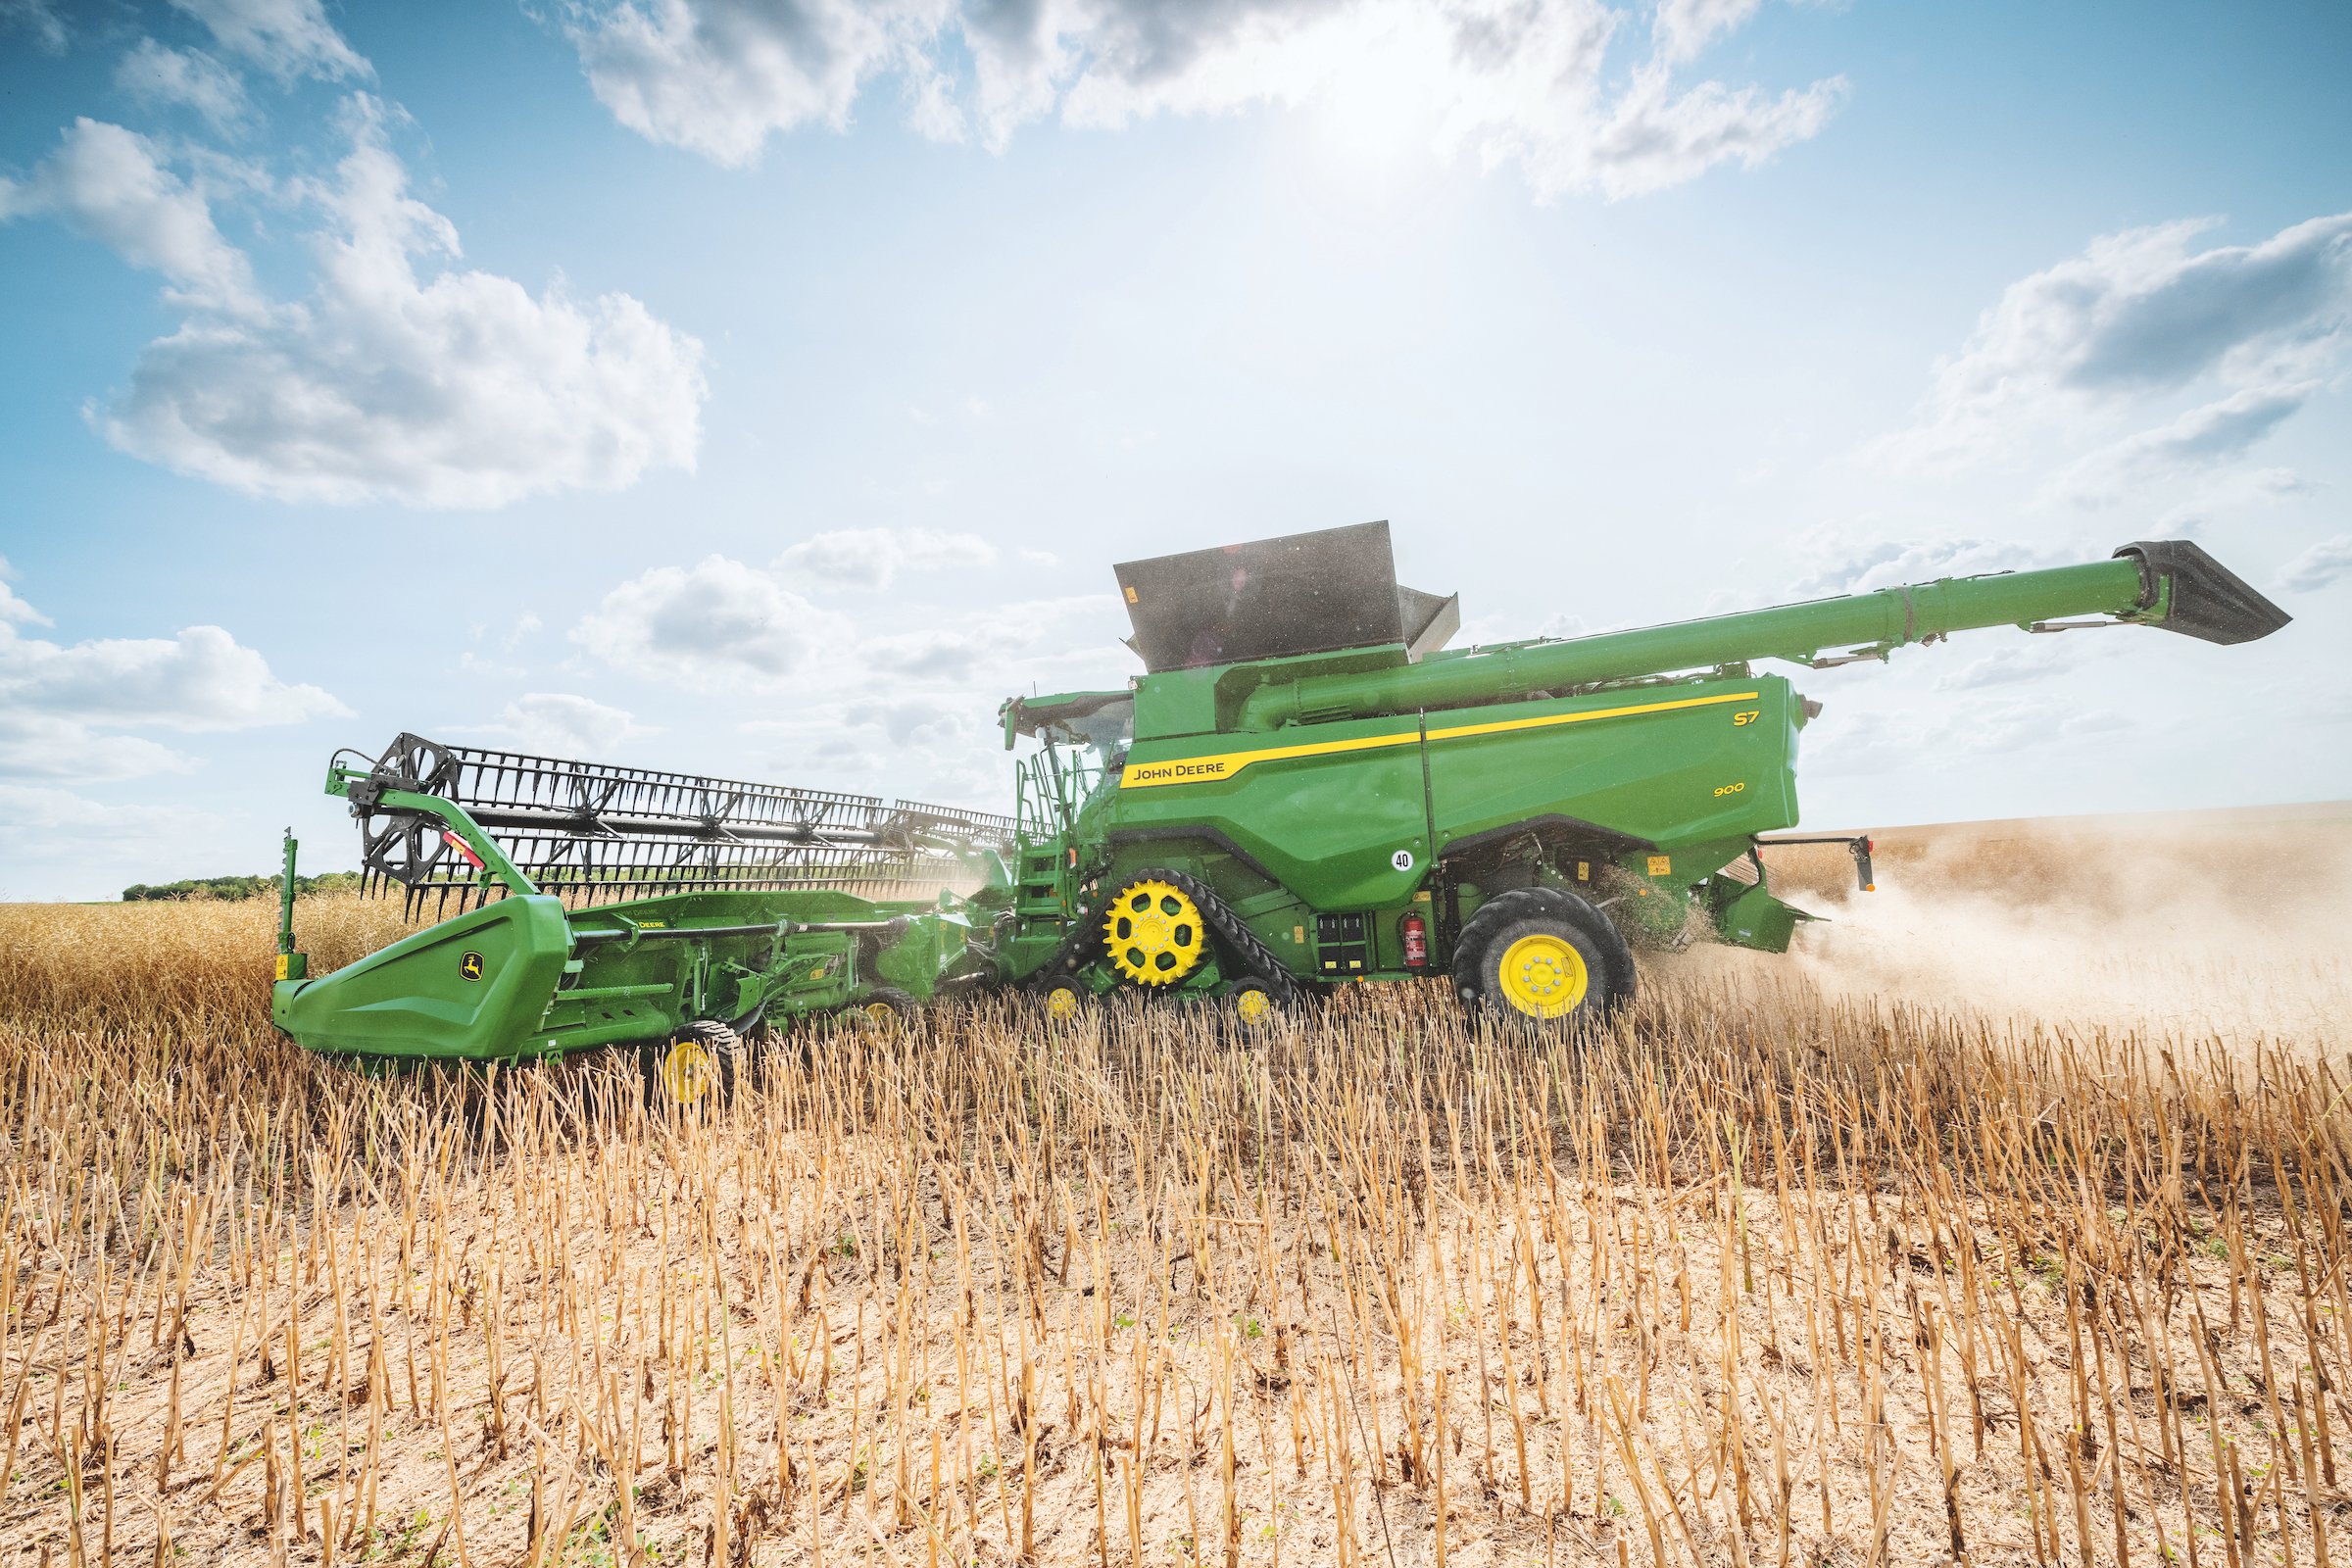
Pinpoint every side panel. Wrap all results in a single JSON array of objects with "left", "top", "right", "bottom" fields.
[
  {"left": 1108, "top": 675, "right": 1801, "bottom": 910},
  {"left": 272, "top": 894, "right": 572, "bottom": 1059},
  {"left": 1427, "top": 676, "right": 1798, "bottom": 859}
]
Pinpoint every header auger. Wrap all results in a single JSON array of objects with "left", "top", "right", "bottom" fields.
[{"left": 273, "top": 522, "right": 2289, "bottom": 1073}]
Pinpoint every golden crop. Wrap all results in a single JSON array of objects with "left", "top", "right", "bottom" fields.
[{"left": 0, "top": 823, "right": 2347, "bottom": 1568}]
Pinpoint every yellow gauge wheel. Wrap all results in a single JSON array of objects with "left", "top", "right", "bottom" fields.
[
  {"left": 1494, "top": 932, "right": 1589, "bottom": 1018},
  {"left": 1231, "top": 987, "right": 1275, "bottom": 1028},
  {"left": 861, "top": 1001, "right": 900, "bottom": 1028},
  {"left": 1043, "top": 981, "right": 1087, "bottom": 1020},
  {"left": 1105, "top": 879, "right": 1205, "bottom": 987},
  {"left": 660, "top": 1038, "right": 715, "bottom": 1102}
]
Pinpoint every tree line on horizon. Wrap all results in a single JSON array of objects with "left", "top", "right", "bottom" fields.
[{"left": 122, "top": 871, "right": 364, "bottom": 903}]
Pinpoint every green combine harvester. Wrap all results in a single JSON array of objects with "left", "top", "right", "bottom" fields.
[
  {"left": 273, "top": 524, "right": 2288, "bottom": 1078},
  {"left": 983, "top": 524, "right": 2288, "bottom": 1027}
]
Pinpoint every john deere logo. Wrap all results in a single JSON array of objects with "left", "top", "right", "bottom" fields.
[{"left": 459, "top": 952, "right": 484, "bottom": 982}]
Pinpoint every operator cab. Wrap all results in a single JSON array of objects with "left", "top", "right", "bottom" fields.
[{"left": 1001, "top": 690, "right": 1135, "bottom": 773}]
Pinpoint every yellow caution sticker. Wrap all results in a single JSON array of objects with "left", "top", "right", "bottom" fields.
[{"left": 1646, "top": 856, "right": 1672, "bottom": 877}]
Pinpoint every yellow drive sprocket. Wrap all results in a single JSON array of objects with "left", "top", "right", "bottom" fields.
[{"left": 1104, "top": 878, "right": 1205, "bottom": 987}]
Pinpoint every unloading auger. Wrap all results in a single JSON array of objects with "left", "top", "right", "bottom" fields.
[{"left": 271, "top": 734, "right": 1013, "bottom": 1097}]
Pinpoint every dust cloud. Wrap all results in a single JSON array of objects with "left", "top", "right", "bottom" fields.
[{"left": 1655, "top": 801, "right": 2352, "bottom": 1054}]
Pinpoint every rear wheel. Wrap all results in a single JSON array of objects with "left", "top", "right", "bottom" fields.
[
  {"left": 1451, "top": 887, "right": 1634, "bottom": 1031},
  {"left": 647, "top": 1019, "right": 739, "bottom": 1105}
]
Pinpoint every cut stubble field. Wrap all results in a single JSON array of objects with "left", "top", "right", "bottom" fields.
[{"left": 1, "top": 805, "right": 2350, "bottom": 1568}]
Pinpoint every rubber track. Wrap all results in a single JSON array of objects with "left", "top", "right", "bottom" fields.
[{"left": 1056, "top": 867, "right": 1301, "bottom": 1005}]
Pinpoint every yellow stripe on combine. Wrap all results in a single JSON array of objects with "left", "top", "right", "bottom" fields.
[{"left": 1117, "top": 690, "right": 1762, "bottom": 790}]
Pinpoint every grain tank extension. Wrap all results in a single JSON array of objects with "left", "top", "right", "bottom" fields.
[{"left": 984, "top": 523, "right": 2289, "bottom": 1028}]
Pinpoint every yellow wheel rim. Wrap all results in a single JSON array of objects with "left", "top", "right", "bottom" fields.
[
  {"left": 1105, "top": 879, "right": 1204, "bottom": 988},
  {"left": 661, "top": 1039, "right": 713, "bottom": 1102},
  {"left": 1495, "top": 932, "right": 1589, "bottom": 1019},
  {"left": 1044, "top": 985, "right": 1084, "bottom": 1020},
  {"left": 1233, "top": 988, "right": 1274, "bottom": 1027},
  {"left": 861, "top": 1001, "right": 899, "bottom": 1028}
]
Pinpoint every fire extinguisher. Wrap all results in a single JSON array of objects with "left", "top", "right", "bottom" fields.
[{"left": 1400, "top": 910, "right": 1428, "bottom": 969}]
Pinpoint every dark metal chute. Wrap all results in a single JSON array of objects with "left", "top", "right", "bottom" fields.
[{"left": 1113, "top": 520, "right": 1458, "bottom": 672}]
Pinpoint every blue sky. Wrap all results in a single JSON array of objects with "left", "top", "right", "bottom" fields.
[{"left": 1, "top": 0, "right": 2346, "bottom": 900}]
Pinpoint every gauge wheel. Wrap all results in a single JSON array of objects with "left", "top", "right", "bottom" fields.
[
  {"left": 852, "top": 987, "right": 918, "bottom": 1031},
  {"left": 1033, "top": 974, "right": 1093, "bottom": 1023},
  {"left": 1224, "top": 977, "right": 1287, "bottom": 1033},
  {"left": 647, "top": 1019, "right": 739, "bottom": 1106},
  {"left": 1451, "top": 887, "right": 1634, "bottom": 1031}
]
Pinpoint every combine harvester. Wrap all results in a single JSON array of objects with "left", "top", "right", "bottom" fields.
[
  {"left": 273, "top": 524, "right": 2288, "bottom": 1083},
  {"left": 992, "top": 524, "right": 2288, "bottom": 1027}
]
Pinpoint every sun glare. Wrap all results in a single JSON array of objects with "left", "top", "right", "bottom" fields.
[{"left": 1297, "top": 30, "right": 1453, "bottom": 219}]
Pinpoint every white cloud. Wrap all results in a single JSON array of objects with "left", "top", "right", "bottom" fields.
[
  {"left": 860, "top": 623, "right": 1030, "bottom": 681},
  {"left": 1804, "top": 693, "right": 2133, "bottom": 778},
  {"left": 567, "top": 0, "right": 956, "bottom": 167},
  {"left": 774, "top": 526, "right": 998, "bottom": 589},
  {"left": 1778, "top": 530, "right": 2080, "bottom": 601},
  {"left": 709, "top": 590, "right": 1125, "bottom": 809},
  {"left": 1880, "top": 212, "right": 2352, "bottom": 470},
  {"left": 0, "top": 119, "right": 261, "bottom": 316},
  {"left": 60, "top": 100, "right": 709, "bottom": 508},
  {"left": 0, "top": 713, "right": 194, "bottom": 783},
  {"left": 0, "top": 621, "right": 350, "bottom": 734},
  {"left": 564, "top": 0, "right": 1846, "bottom": 199},
  {"left": 453, "top": 650, "right": 526, "bottom": 680},
  {"left": 1652, "top": 0, "right": 1759, "bottom": 65},
  {"left": 572, "top": 555, "right": 843, "bottom": 688},
  {"left": 842, "top": 695, "right": 975, "bottom": 745},
  {"left": 115, "top": 39, "right": 254, "bottom": 133},
  {"left": 0, "top": 575, "right": 350, "bottom": 784},
  {"left": 2049, "top": 384, "right": 2314, "bottom": 508},
  {"left": 1930, "top": 644, "right": 2068, "bottom": 694},
  {"left": 167, "top": 0, "right": 370, "bottom": 82},
  {"left": 802, "top": 736, "right": 888, "bottom": 774},
  {"left": 0, "top": 784, "right": 227, "bottom": 895},
  {"left": 481, "top": 692, "right": 648, "bottom": 756},
  {"left": 2278, "top": 535, "right": 2352, "bottom": 594},
  {"left": 2, "top": 0, "right": 67, "bottom": 54},
  {"left": 0, "top": 559, "right": 51, "bottom": 627}
]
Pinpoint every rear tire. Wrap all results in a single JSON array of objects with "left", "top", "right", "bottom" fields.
[{"left": 1451, "top": 887, "right": 1634, "bottom": 1031}]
